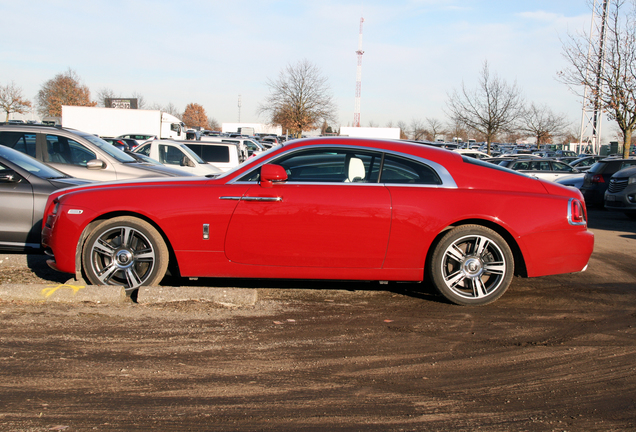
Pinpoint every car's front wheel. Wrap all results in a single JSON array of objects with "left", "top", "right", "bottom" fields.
[
  {"left": 82, "top": 216, "right": 169, "bottom": 289},
  {"left": 429, "top": 225, "right": 514, "bottom": 306}
]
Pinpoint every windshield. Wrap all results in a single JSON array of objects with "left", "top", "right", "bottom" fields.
[
  {"left": 0, "top": 146, "right": 70, "bottom": 179},
  {"left": 76, "top": 131, "right": 138, "bottom": 163}
]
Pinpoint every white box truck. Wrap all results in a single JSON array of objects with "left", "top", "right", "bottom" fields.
[{"left": 61, "top": 106, "right": 187, "bottom": 140}]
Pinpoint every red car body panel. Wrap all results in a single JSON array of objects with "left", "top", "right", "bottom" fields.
[{"left": 41, "top": 138, "right": 594, "bottom": 284}]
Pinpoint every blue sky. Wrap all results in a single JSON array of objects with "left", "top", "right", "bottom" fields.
[{"left": 2, "top": 0, "right": 596, "bottom": 135}]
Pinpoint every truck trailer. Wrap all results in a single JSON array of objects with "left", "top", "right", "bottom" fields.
[{"left": 61, "top": 106, "right": 186, "bottom": 140}]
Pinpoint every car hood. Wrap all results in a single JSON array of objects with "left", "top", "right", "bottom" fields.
[
  {"left": 48, "top": 177, "right": 94, "bottom": 188},
  {"left": 48, "top": 176, "right": 208, "bottom": 203}
]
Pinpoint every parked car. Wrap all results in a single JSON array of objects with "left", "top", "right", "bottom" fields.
[
  {"left": 133, "top": 140, "right": 222, "bottom": 176},
  {"left": 102, "top": 137, "right": 135, "bottom": 151},
  {"left": 116, "top": 134, "right": 156, "bottom": 146},
  {"left": 569, "top": 155, "right": 606, "bottom": 172},
  {"left": 604, "top": 165, "right": 636, "bottom": 219},
  {"left": 0, "top": 124, "right": 187, "bottom": 181},
  {"left": 0, "top": 145, "right": 91, "bottom": 251},
  {"left": 580, "top": 157, "right": 636, "bottom": 207},
  {"left": 453, "top": 149, "right": 491, "bottom": 160},
  {"left": 182, "top": 140, "right": 249, "bottom": 171},
  {"left": 41, "top": 137, "right": 593, "bottom": 306},
  {"left": 555, "top": 173, "right": 585, "bottom": 190},
  {"left": 497, "top": 158, "right": 580, "bottom": 181}
]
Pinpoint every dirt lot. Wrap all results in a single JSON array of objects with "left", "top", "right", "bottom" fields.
[{"left": 1, "top": 209, "right": 635, "bottom": 431}]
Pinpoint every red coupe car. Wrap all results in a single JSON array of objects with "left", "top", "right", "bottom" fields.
[{"left": 41, "top": 137, "right": 594, "bottom": 305}]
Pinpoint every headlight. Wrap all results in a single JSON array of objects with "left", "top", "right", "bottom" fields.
[{"left": 629, "top": 177, "right": 636, "bottom": 184}]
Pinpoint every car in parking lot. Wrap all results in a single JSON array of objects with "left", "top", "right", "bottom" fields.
[
  {"left": 0, "top": 145, "right": 91, "bottom": 251},
  {"left": 41, "top": 137, "right": 593, "bottom": 306},
  {"left": 0, "top": 123, "right": 187, "bottom": 181},
  {"left": 604, "top": 165, "right": 636, "bottom": 219},
  {"left": 569, "top": 155, "right": 606, "bottom": 172},
  {"left": 496, "top": 158, "right": 580, "bottom": 181},
  {"left": 133, "top": 140, "right": 222, "bottom": 176},
  {"left": 580, "top": 157, "right": 636, "bottom": 207}
]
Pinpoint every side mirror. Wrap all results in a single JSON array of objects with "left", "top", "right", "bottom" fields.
[
  {"left": 0, "top": 170, "right": 19, "bottom": 183},
  {"left": 260, "top": 164, "right": 287, "bottom": 188},
  {"left": 181, "top": 156, "right": 195, "bottom": 167},
  {"left": 86, "top": 159, "right": 106, "bottom": 170}
]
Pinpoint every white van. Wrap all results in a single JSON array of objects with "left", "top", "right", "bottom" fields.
[
  {"left": 181, "top": 141, "right": 243, "bottom": 172},
  {"left": 198, "top": 136, "right": 265, "bottom": 159},
  {"left": 133, "top": 140, "right": 222, "bottom": 176}
]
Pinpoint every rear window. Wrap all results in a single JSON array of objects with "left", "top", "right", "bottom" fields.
[
  {"left": 186, "top": 144, "right": 230, "bottom": 163},
  {"left": 0, "top": 132, "right": 37, "bottom": 157}
]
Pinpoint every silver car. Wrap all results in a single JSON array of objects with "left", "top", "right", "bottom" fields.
[
  {"left": 0, "top": 124, "right": 187, "bottom": 181},
  {"left": 0, "top": 145, "right": 91, "bottom": 251}
]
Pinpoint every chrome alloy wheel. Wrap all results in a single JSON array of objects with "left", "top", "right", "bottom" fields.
[
  {"left": 88, "top": 225, "right": 157, "bottom": 288},
  {"left": 439, "top": 234, "right": 507, "bottom": 300}
]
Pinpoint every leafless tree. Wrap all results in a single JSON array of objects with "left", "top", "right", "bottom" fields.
[
  {"left": 96, "top": 87, "right": 117, "bottom": 108},
  {"left": 396, "top": 121, "right": 409, "bottom": 139},
  {"left": 560, "top": 0, "right": 636, "bottom": 158},
  {"left": 0, "top": 81, "right": 32, "bottom": 121},
  {"left": 410, "top": 118, "right": 427, "bottom": 140},
  {"left": 519, "top": 103, "right": 570, "bottom": 145},
  {"left": 426, "top": 117, "right": 445, "bottom": 141},
  {"left": 208, "top": 117, "right": 220, "bottom": 131},
  {"left": 446, "top": 119, "right": 468, "bottom": 143},
  {"left": 259, "top": 59, "right": 337, "bottom": 138},
  {"left": 446, "top": 61, "right": 525, "bottom": 154}
]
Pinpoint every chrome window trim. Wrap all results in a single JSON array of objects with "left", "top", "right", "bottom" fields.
[{"left": 228, "top": 144, "right": 458, "bottom": 189}]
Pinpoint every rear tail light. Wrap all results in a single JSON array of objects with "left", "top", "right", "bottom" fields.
[
  {"left": 591, "top": 174, "right": 605, "bottom": 183},
  {"left": 568, "top": 198, "right": 587, "bottom": 226}
]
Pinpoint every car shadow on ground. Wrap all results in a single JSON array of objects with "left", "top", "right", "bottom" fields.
[{"left": 587, "top": 208, "right": 636, "bottom": 233}]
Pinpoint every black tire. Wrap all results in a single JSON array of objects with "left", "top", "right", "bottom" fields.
[
  {"left": 429, "top": 225, "right": 514, "bottom": 306},
  {"left": 82, "top": 216, "right": 169, "bottom": 288},
  {"left": 624, "top": 212, "right": 636, "bottom": 220}
]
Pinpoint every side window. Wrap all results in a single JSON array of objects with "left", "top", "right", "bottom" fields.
[
  {"left": 158, "top": 145, "right": 186, "bottom": 165},
  {"left": 136, "top": 143, "right": 151, "bottom": 156},
  {"left": 46, "top": 135, "right": 96, "bottom": 166},
  {"left": 273, "top": 149, "right": 380, "bottom": 183},
  {"left": 0, "top": 132, "right": 37, "bottom": 157},
  {"left": 380, "top": 155, "right": 441, "bottom": 185},
  {"left": 552, "top": 162, "right": 573, "bottom": 172}
]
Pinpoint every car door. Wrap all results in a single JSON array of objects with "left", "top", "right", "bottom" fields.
[
  {"left": 42, "top": 133, "right": 118, "bottom": 181},
  {"left": 549, "top": 161, "right": 577, "bottom": 181},
  {"left": 0, "top": 163, "right": 35, "bottom": 248},
  {"left": 224, "top": 148, "right": 392, "bottom": 269}
]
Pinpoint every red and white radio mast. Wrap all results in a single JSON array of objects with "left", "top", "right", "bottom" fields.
[{"left": 353, "top": 16, "right": 364, "bottom": 127}]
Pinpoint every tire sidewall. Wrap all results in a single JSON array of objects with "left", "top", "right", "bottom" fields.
[
  {"left": 429, "top": 225, "right": 514, "bottom": 306},
  {"left": 82, "top": 216, "right": 169, "bottom": 287}
]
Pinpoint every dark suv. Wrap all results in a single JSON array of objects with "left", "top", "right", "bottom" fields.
[{"left": 580, "top": 157, "right": 636, "bottom": 207}]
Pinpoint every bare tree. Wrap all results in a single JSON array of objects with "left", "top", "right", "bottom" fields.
[
  {"left": 446, "top": 119, "right": 468, "bottom": 143},
  {"left": 396, "top": 121, "right": 409, "bottom": 139},
  {"left": 259, "top": 59, "right": 337, "bottom": 138},
  {"left": 520, "top": 103, "right": 570, "bottom": 146},
  {"left": 426, "top": 117, "right": 445, "bottom": 141},
  {"left": 0, "top": 81, "right": 32, "bottom": 121},
  {"left": 446, "top": 61, "right": 525, "bottom": 154},
  {"left": 36, "top": 69, "right": 96, "bottom": 117},
  {"left": 132, "top": 91, "right": 146, "bottom": 109},
  {"left": 560, "top": 0, "right": 636, "bottom": 158},
  {"left": 208, "top": 117, "right": 220, "bottom": 131},
  {"left": 96, "top": 87, "right": 117, "bottom": 108},
  {"left": 410, "top": 118, "right": 427, "bottom": 140}
]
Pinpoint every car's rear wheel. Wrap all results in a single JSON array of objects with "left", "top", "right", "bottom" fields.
[
  {"left": 82, "top": 216, "right": 168, "bottom": 288},
  {"left": 429, "top": 225, "right": 514, "bottom": 306}
]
